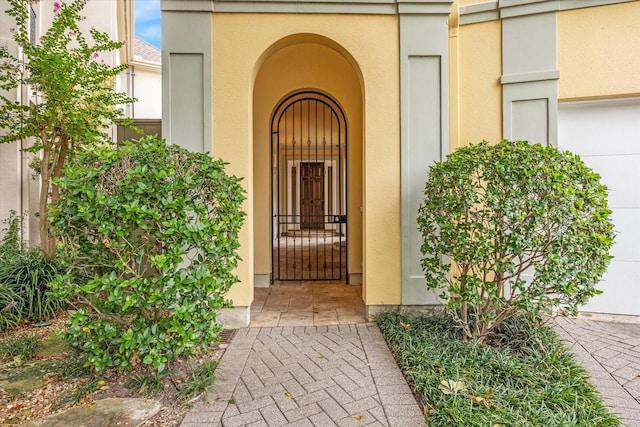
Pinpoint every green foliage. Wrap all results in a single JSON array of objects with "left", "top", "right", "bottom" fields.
[
  {"left": 126, "top": 370, "right": 168, "bottom": 396},
  {"left": 418, "top": 140, "right": 615, "bottom": 343},
  {"left": 0, "top": 0, "right": 135, "bottom": 257},
  {"left": 177, "top": 359, "right": 218, "bottom": 402},
  {"left": 0, "top": 211, "right": 25, "bottom": 258},
  {"left": 0, "top": 213, "right": 66, "bottom": 331},
  {"left": 0, "top": 334, "right": 39, "bottom": 362},
  {"left": 49, "top": 136, "right": 246, "bottom": 373},
  {"left": 377, "top": 311, "right": 620, "bottom": 426}
]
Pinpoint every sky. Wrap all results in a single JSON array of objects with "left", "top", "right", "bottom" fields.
[{"left": 135, "top": 0, "right": 161, "bottom": 49}]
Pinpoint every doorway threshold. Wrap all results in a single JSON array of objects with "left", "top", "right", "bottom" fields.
[{"left": 250, "top": 281, "right": 365, "bottom": 327}]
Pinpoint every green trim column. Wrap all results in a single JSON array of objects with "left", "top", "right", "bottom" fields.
[
  {"left": 400, "top": 2, "right": 453, "bottom": 304},
  {"left": 500, "top": 1, "right": 559, "bottom": 146},
  {"left": 161, "top": 0, "right": 214, "bottom": 153}
]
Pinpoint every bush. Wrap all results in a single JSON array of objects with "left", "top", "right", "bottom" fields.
[
  {"left": 49, "top": 136, "right": 246, "bottom": 372},
  {"left": 0, "top": 211, "right": 24, "bottom": 258},
  {"left": 418, "top": 140, "right": 615, "bottom": 343},
  {"left": 0, "top": 212, "right": 66, "bottom": 332}
]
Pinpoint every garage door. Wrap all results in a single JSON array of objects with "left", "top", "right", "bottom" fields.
[{"left": 558, "top": 97, "right": 640, "bottom": 316}]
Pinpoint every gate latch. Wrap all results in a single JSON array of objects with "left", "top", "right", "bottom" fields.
[{"left": 332, "top": 215, "right": 347, "bottom": 224}]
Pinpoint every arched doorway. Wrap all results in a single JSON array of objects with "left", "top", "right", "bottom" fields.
[
  {"left": 252, "top": 37, "right": 364, "bottom": 294},
  {"left": 271, "top": 92, "right": 347, "bottom": 281}
]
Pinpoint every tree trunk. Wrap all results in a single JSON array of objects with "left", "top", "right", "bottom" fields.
[
  {"left": 39, "top": 149, "right": 55, "bottom": 258},
  {"left": 38, "top": 133, "right": 69, "bottom": 259}
]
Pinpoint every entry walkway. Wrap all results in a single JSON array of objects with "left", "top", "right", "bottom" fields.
[
  {"left": 180, "top": 323, "right": 424, "bottom": 426},
  {"left": 250, "top": 281, "right": 366, "bottom": 327},
  {"left": 181, "top": 282, "right": 640, "bottom": 426},
  {"left": 553, "top": 316, "right": 640, "bottom": 427}
]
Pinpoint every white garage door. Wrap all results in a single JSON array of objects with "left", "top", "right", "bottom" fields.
[{"left": 558, "top": 98, "right": 640, "bottom": 316}]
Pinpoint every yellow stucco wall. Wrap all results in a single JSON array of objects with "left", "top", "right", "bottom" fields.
[
  {"left": 458, "top": 20, "right": 502, "bottom": 146},
  {"left": 211, "top": 14, "right": 401, "bottom": 307},
  {"left": 458, "top": 0, "right": 494, "bottom": 5},
  {"left": 558, "top": 2, "right": 640, "bottom": 100}
]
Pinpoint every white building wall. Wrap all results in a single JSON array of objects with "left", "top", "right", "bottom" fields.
[
  {"left": 130, "top": 66, "right": 162, "bottom": 119},
  {"left": 0, "top": 1, "right": 35, "bottom": 241}
]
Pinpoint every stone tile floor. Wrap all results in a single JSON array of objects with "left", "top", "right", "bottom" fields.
[{"left": 250, "top": 281, "right": 366, "bottom": 327}]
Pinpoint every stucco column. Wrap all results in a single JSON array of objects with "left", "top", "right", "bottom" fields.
[
  {"left": 161, "top": 1, "right": 252, "bottom": 328},
  {"left": 500, "top": 0, "right": 559, "bottom": 146},
  {"left": 399, "top": 1, "right": 453, "bottom": 305},
  {"left": 161, "top": 0, "right": 213, "bottom": 153}
]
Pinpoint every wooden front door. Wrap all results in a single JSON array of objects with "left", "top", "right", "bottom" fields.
[{"left": 300, "top": 162, "right": 324, "bottom": 229}]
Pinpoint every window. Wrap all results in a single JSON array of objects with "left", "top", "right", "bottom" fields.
[{"left": 29, "top": 5, "right": 36, "bottom": 45}]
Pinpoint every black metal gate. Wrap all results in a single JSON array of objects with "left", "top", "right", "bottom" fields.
[{"left": 271, "top": 92, "right": 347, "bottom": 281}]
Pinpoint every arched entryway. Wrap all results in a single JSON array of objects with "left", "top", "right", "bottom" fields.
[
  {"left": 252, "top": 36, "right": 364, "bottom": 293},
  {"left": 270, "top": 92, "right": 348, "bottom": 281},
  {"left": 250, "top": 36, "right": 365, "bottom": 325}
]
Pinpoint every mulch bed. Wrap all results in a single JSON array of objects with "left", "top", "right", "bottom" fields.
[{"left": 0, "top": 315, "right": 233, "bottom": 426}]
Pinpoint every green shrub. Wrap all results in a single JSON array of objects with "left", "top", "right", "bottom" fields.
[
  {"left": 0, "top": 210, "right": 25, "bottom": 258},
  {"left": 0, "top": 212, "right": 66, "bottom": 332},
  {"left": 418, "top": 140, "right": 615, "bottom": 343},
  {"left": 0, "top": 249, "right": 66, "bottom": 331},
  {"left": 50, "top": 136, "right": 246, "bottom": 372}
]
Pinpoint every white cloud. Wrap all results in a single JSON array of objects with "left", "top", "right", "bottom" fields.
[
  {"left": 135, "top": 0, "right": 160, "bottom": 20},
  {"left": 137, "top": 25, "right": 161, "bottom": 41},
  {"left": 135, "top": 0, "right": 161, "bottom": 48}
]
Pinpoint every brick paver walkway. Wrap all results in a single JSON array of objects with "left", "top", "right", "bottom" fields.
[
  {"left": 180, "top": 308, "right": 640, "bottom": 426},
  {"left": 181, "top": 324, "right": 423, "bottom": 427},
  {"left": 553, "top": 317, "right": 640, "bottom": 427}
]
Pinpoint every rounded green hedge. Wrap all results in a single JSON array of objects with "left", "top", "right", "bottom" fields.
[
  {"left": 50, "top": 136, "right": 246, "bottom": 372},
  {"left": 418, "top": 140, "right": 615, "bottom": 343}
]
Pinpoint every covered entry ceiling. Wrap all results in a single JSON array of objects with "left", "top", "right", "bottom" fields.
[{"left": 271, "top": 92, "right": 347, "bottom": 281}]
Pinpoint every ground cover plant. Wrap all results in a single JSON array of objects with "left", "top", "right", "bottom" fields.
[
  {"left": 377, "top": 311, "right": 620, "bottom": 427},
  {"left": 0, "top": 212, "right": 66, "bottom": 332},
  {"left": 418, "top": 140, "right": 615, "bottom": 343},
  {"left": 49, "top": 136, "right": 245, "bottom": 374}
]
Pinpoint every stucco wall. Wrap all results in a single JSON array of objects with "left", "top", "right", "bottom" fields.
[
  {"left": 0, "top": 1, "right": 22, "bottom": 234},
  {"left": 558, "top": 2, "right": 640, "bottom": 100},
  {"left": 458, "top": 19, "right": 502, "bottom": 145},
  {"left": 211, "top": 13, "right": 401, "bottom": 307}
]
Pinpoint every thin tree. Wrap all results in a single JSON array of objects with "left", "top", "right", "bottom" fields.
[{"left": 0, "top": 0, "right": 134, "bottom": 257}]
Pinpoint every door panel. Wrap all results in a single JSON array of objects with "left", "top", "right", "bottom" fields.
[{"left": 300, "top": 163, "right": 324, "bottom": 229}]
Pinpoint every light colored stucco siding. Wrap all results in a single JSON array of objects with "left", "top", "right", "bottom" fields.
[
  {"left": 212, "top": 13, "right": 400, "bottom": 307},
  {"left": 558, "top": 2, "right": 640, "bottom": 100},
  {"left": 458, "top": 20, "right": 502, "bottom": 145},
  {"left": 131, "top": 67, "right": 162, "bottom": 119},
  {"left": 0, "top": 1, "right": 22, "bottom": 234}
]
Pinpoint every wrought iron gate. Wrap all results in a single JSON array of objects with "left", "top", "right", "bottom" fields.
[{"left": 271, "top": 92, "right": 347, "bottom": 281}]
